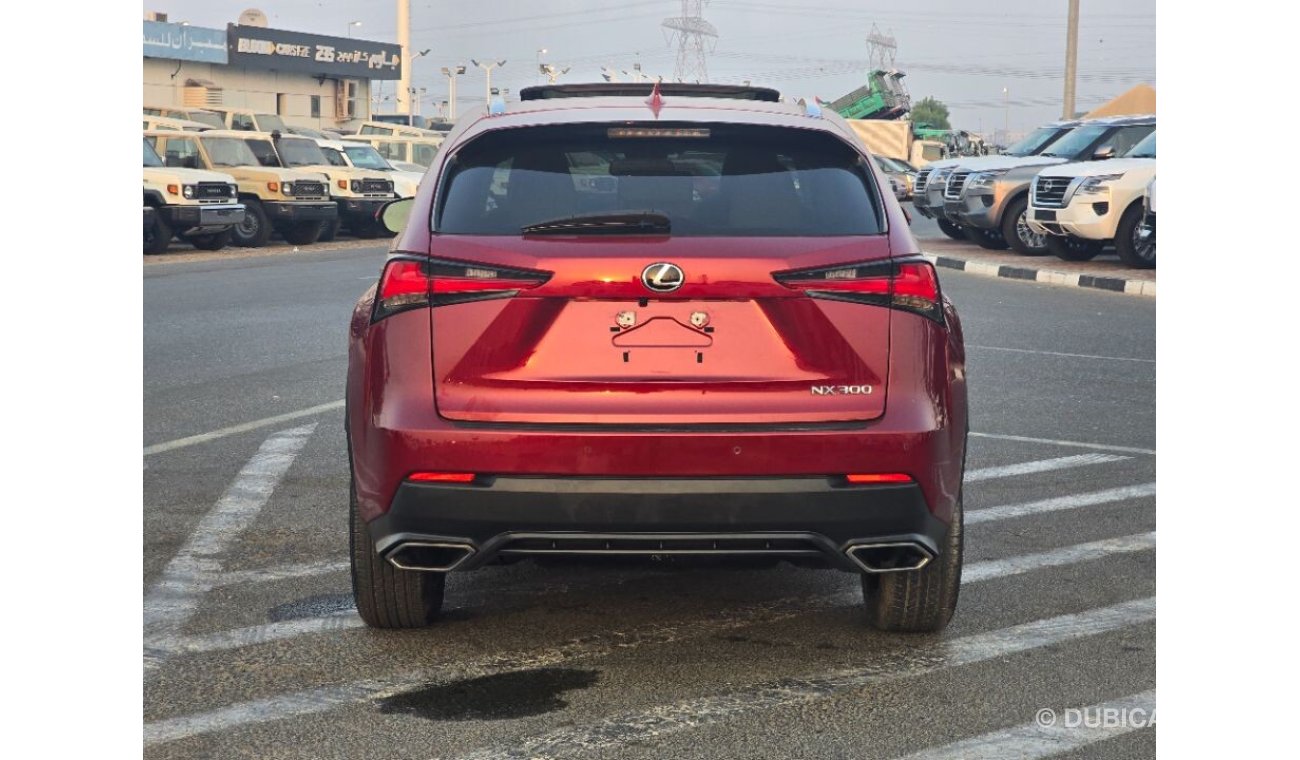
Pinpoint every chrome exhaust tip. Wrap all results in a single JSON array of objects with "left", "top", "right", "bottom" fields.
[
  {"left": 845, "top": 541, "right": 935, "bottom": 573},
  {"left": 386, "top": 541, "right": 475, "bottom": 572}
]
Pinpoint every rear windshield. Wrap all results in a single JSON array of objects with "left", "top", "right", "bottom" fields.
[{"left": 437, "top": 123, "right": 884, "bottom": 236}]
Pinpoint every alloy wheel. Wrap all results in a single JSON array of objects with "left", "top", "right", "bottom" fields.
[{"left": 1016, "top": 210, "right": 1045, "bottom": 249}]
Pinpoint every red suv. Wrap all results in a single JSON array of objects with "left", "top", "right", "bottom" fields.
[{"left": 347, "top": 83, "right": 968, "bottom": 632}]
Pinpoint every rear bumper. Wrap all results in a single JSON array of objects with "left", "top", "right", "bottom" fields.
[{"left": 370, "top": 477, "right": 948, "bottom": 573}]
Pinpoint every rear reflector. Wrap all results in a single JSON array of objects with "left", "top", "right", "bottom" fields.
[
  {"left": 845, "top": 473, "right": 913, "bottom": 484},
  {"left": 408, "top": 472, "right": 477, "bottom": 483},
  {"left": 773, "top": 258, "right": 944, "bottom": 323},
  {"left": 373, "top": 256, "right": 551, "bottom": 321}
]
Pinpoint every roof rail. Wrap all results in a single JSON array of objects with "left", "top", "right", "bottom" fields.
[{"left": 518, "top": 82, "right": 781, "bottom": 102}]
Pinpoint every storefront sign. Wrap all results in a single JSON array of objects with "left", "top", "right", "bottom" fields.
[
  {"left": 227, "top": 25, "right": 402, "bottom": 79},
  {"left": 143, "top": 21, "right": 229, "bottom": 64}
]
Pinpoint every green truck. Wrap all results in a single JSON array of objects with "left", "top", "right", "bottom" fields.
[{"left": 828, "top": 70, "right": 911, "bottom": 120}]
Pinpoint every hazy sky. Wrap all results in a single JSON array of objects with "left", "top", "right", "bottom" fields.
[{"left": 145, "top": 0, "right": 1156, "bottom": 135}]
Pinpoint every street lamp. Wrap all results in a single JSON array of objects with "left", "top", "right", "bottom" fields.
[
  {"left": 535, "top": 48, "right": 547, "bottom": 84},
  {"left": 440, "top": 65, "right": 467, "bottom": 121},
  {"left": 348, "top": 20, "right": 362, "bottom": 37},
  {"left": 539, "top": 63, "right": 570, "bottom": 85},
  {"left": 472, "top": 59, "right": 507, "bottom": 103}
]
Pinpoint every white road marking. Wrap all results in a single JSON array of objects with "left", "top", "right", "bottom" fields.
[
  {"left": 896, "top": 689, "right": 1156, "bottom": 759},
  {"left": 451, "top": 598, "right": 1157, "bottom": 760},
  {"left": 143, "top": 401, "right": 341, "bottom": 456},
  {"left": 965, "top": 453, "right": 1128, "bottom": 483},
  {"left": 214, "top": 559, "right": 349, "bottom": 587},
  {"left": 143, "top": 424, "right": 316, "bottom": 668},
  {"left": 175, "top": 611, "right": 363, "bottom": 654},
  {"left": 143, "top": 595, "right": 831, "bottom": 746},
  {"left": 963, "top": 532, "right": 1155, "bottom": 583},
  {"left": 143, "top": 533, "right": 1156, "bottom": 742},
  {"left": 967, "top": 483, "right": 1156, "bottom": 525},
  {"left": 970, "top": 431, "right": 1155, "bottom": 456},
  {"left": 968, "top": 344, "right": 1155, "bottom": 364}
]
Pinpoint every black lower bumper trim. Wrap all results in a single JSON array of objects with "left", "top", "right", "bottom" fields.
[
  {"left": 264, "top": 202, "right": 338, "bottom": 221},
  {"left": 371, "top": 477, "right": 949, "bottom": 573}
]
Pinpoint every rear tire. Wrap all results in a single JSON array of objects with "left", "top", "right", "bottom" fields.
[
  {"left": 1114, "top": 204, "right": 1155, "bottom": 269},
  {"left": 231, "top": 200, "right": 271, "bottom": 247},
  {"left": 963, "top": 225, "right": 1009, "bottom": 250},
  {"left": 1002, "top": 196, "right": 1048, "bottom": 256},
  {"left": 282, "top": 220, "right": 323, "bottom": 246},
  {"left": 143, "top": 211, "right": 172, "bottom": 255},
  {"left": 1046, "top": 235, "right": 1103, "bottom": 261},
  {"left": 861, "top": 488, "right": 963, "bottom": 633},
  {"left": 936, "top": 218, "right": 966, "bottom": 241},
  {"left": 190, "top": 230, "right": 231, "bottom": 251},
  {"left": 350, "top": 481, "right": 445, "bottom": 629}
]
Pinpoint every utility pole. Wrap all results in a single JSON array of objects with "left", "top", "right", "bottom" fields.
[
  {"left": 472, "top": 59, "right": 507, "bottom": 101},
  {"left": 1003, "top": 87, "right": 1009, "bottom": 136},
  {"left": 397, "top": 0, "right": 411, "bottom": 114},
  {"left": 441, "top": 65, "right": 466, "bottom": 120},
  {"left": 662, "top": 0, "right": 718, "bottom": 83},
  {"left": 1063, "top": 0, "right": 1079, "bottom": 119}
]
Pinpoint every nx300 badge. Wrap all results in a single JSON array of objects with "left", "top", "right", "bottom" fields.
[{"left": 810, "top": 385, "right": 874, "bottom": 396}]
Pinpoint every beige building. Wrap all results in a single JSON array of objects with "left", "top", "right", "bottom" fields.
[{"left": 143, "top": 17, "right": 400, "bottom": 131}]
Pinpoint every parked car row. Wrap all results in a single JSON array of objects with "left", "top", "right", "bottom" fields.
[
  {"left": 142, "top": 105, "right": 442, "bottom": 253},
  {"left": 911, "top": 115, "right": 1156, "bottom": 268}
]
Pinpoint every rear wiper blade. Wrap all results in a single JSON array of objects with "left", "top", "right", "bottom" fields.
[{"left": 522, "top": 211, "right": 671, "bottom": 235}]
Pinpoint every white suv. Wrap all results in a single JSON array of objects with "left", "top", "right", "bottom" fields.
[{"left": 1027, "top": 131, "right": 1156, "bottom": 268}]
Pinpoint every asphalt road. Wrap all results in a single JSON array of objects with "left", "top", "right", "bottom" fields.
[{"left": 143, "top": 238, "right": 1156, "bottom": 759}]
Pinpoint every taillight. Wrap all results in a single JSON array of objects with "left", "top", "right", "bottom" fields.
[
  {"left": 372, "top": 256, "right": 551, "bottom": 322},
  {"left": 773, "top": 258, "right": 943, "bottom": 323}
]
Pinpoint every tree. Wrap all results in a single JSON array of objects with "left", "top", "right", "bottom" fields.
[{"left": 911, "top": 97, "right": 951, "bottom": 131}]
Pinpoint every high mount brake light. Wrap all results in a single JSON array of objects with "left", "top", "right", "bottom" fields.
[
  {"left": 774, "top": 258, "right": 944, "bottom": 323},
  {"left": 372, "top": 257, "right": 551, "bottom": 321}
]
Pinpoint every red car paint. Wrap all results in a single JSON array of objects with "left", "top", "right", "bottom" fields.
[{"left": 347, "top": 93, "right": 967, "bottom": 548}]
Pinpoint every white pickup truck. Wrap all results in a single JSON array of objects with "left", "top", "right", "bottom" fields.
[{"left": 1027, "top": 131, "right": 1156, "bottom": 268}]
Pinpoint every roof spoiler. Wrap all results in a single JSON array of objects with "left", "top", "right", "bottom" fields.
[{"left": 519, "top": 82, "right": 781, "bottom": 102}]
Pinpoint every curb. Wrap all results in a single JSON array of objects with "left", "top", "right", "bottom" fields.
[{"left": 922, "top": 252, "right": 1156, "bottom": 297}]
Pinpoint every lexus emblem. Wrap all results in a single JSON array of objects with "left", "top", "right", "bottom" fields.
[{"left": 641, "top": 262, "right": 684, "bottom": 293}]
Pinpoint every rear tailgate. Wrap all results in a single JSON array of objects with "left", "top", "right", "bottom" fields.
[{"left": 429, "top": 236, "right": 892, "bottom": 425}]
